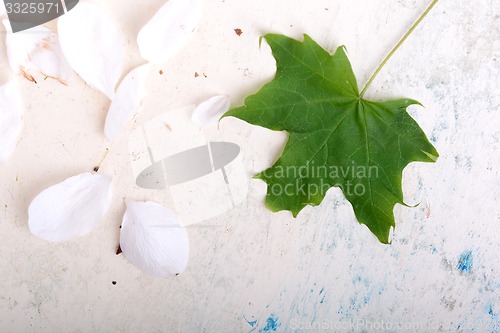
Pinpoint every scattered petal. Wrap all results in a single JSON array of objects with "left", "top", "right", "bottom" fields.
[
  {"left": 192, "top": 94, "right": 230, "bottom": 127},
  {"left": 58, "top": 2, "right": 123, "bottom": 99},
  {"left": 425, "top": 198, "right": 431, "bottom": 218},
  {"left": 2, "top": 20, "right": 72, "bottom": 85},
  {"left": 28, "top": 172, "right": 113, "bottom": 242},
  {"left": 137, "top": 0, "right": 204, "bottom": 64},
  {"left": 120, "top": 199, "right": 189, "bottom": 277},
  {"left": 104, "top": 64, "right": 150, "bottom": 141},
  {"left": 0, "top": 80, "right": 23, "bottom": 164},
  {"left": 0, "top": 1, "right": 6, "bottom": 17}
]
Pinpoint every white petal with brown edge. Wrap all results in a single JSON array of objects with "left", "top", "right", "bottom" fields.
[
  {"left": 57, "top": 2, "right": 123, "bottom": 99},
  {"left": 137, "top": 0, "right": 204, "bottom": 64},
  {"left": 104, "top": 64, "right": 150, "bottom": 141},
  {"left": 192, "top": 94, "right": 230, "bottom": 127},
  {"left": 120, "top": 199, "right": 189, "bottom": 277},
  {"left": 0, "top": 80, "right": 23, "bottom": 164},
  {"left": 28, "top": 172, "right": 113, "bottom": 242},
  {"left": 2, "top": 20, "right": 72, "bottom": 85}
]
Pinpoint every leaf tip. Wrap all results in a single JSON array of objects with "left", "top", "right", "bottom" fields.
[
  {"left": 387, "top": 226, "right": 395, "bottom": 244},
  {"left": 401, "top": 200, "right": 421, "bottom": 209},
  {"left": 253, "top": 172, "right": 263, "bottom": 180},
  {"left": 375, "top": 227, "right": 394, "bottom": 245},
  {"left": 422, "top": 150, "right": 439, "bottom": 162},
  {"left": 301, "top": 33, "right": 312, "bottom": 41},
  {"left": 403, "top": 99, "right": 423, "bottom": 108},
  {"left": 218, "top": 109, "right": 232, "bottom": 123}
]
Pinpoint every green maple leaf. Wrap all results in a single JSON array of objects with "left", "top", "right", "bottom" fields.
[{"left": 222, "top": 34, "right": 439, "bottom": 243}]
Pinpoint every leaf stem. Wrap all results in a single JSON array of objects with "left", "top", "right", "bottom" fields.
[{"left": 359, "top": 0, "right": 440, "bottom": 98}]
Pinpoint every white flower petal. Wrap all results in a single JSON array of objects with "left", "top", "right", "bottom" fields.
[
  {"left": 192, "top": 94, "right": 230, "bottom": 127},
  {"left": 28, "top": 172, "right": 113, "bottom": 242},
  {"left": 104, "top": 64, "right": 150, "bottom": 141},
  {"left": 137, "top": 0, "right": 204, "bottom": 64},
  {"left": 58, "top": 2, "right": 123, "bottom": 99},
  {"left": 2, "top": 20, "right": 73, "bottom": 85},
  {"left": 120, "top": 199, "right": 189, "bottom": 277},
  {"left": 0, "top": 1, "right": 6, "bottom": 17},
  {"left": 0, "top": 80, "right": 23, "bottom": 164}
]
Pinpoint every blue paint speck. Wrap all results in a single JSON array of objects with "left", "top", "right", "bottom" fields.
[
  {"left": 488, "top": 306, "right": 494, "bottom": 316},
  {"left": 457, "top": 250, "right": 473, "bottom": 273},
  {"left": 244, "top": 317, "right": 257, "bottom": 328},
  {"left": 485, "top": 304, "right": 497, "bottom": 318},
  {"left": 482, "top": 305, "right": 499, "bottom": 333},
  {"left": 260, "top": 315, "right": 280, "bottom": 332},
  {"left": 349, "top": 291, "right": 359, "bottom": 309}
]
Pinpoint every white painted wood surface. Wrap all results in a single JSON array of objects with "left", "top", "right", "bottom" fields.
[{"left": 0, "top": 0, "right": 498, "bottom": 331}]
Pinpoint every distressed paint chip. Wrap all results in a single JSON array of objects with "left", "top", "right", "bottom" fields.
[{"left": 457, "top": 250, "right": 473, "bottom": 273}]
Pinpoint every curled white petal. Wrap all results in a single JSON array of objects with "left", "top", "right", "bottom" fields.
[
  {"left": 58, "top": 2, "right": 123, "bottom": 99},
  {"left": 120, "top": 199, "right": 189, "bottom": 277},
  {"left": 104, "top": 64, "right": 150, "bottom": 141},
  {"left": 137, "top": 0, "right": 204, "bottom": 64},
  {"left": 192, "top": 94, "right": 230, "bottom": 127},
  {"left": 2, "top": 20, "right": 72, "bottom": 85},
  {"left": 28, "top": 172, "right": 113, "bottom": 242},
  {"left": 0, "top": 80, "right": 23, "bottom": 164}
]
